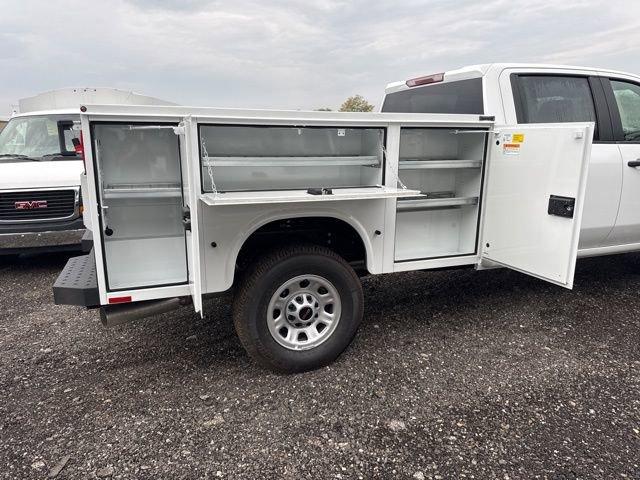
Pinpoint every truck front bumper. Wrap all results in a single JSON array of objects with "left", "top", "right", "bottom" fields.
[{"left": 0, "top": 218, "right": 85, "bottom": 253}]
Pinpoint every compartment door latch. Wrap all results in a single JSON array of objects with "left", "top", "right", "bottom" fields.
[
  {"left": 182, "top": 207, "right": 191, "bottom": 231},
  {"left": 548, "top": 195, "right": 575, "bottom": 218}
]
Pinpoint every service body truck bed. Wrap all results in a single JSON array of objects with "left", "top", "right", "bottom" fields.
[{"left": 54, "top": 104, "right": 593, "bottom": 372}]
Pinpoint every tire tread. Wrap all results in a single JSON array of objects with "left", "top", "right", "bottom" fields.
[{"left": 233, "top": 243, "right": 362, "bottom": 372}]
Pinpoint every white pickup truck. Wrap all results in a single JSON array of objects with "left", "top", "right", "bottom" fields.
[
  {"left": 52, "top": 63, "right": 639, "bottom": 373},
  {"left": 383, "top": 63, "right": 640, "bottom": 255}
]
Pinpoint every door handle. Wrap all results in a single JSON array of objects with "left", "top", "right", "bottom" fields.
[
  {"left": 628, "top": 160, "right": 640, "bottom": 167},
  {"left": 182, "top": 207, "right": 191, "bottom": 232}
]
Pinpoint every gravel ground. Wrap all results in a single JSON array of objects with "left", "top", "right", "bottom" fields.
[{"left": 0, "top": 252, "right": 639, "bottom": 480}]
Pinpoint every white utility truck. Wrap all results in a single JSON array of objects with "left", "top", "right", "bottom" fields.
[
  {"left": 0, "top": 88, "right": 174, "bottom": 254},
  {"left": 53, "top": 101, "right": 594, "bottom": 372}
]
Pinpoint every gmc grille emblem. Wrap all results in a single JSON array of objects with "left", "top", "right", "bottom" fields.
[{"left": 15, "top": 200, "right": 48, "bottom": 210}]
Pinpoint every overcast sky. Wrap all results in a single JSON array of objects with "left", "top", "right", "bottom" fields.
[{"left": 1, "top": 0, "right": 640, "bottom": 117}]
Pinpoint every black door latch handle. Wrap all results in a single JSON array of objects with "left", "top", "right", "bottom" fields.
[
  {"left": 182, "top": 207, "right": 191, "bottom": 231},
  {"left": 548, "top": 195, "right": 575, "bottom": 218},
  {"left": 628, "top": 160, "right": 640, "bottom": 167}
]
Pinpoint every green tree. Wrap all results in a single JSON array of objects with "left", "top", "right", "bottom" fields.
[
  {"left": 339, "top": 95, "right": 374, "bottom": 112},
  {"left": 315, "top": 107, "right": 333, "bottom": 111}
]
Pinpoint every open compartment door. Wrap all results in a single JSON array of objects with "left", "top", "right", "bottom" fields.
[
  {"left": 481, "top": 123, "right": 593, "bottom": 288},
  {"left": 178, "top": 117, "right": 204, "bottom": 315}
]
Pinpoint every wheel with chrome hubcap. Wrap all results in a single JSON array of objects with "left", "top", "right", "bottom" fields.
[{"left": 233, "top": 244, "right": 363, "bottom": 373}]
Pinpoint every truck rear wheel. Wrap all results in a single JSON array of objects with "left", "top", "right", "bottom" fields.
[{"left": 233, "top": 244, "right": 363, "bottom": 373}]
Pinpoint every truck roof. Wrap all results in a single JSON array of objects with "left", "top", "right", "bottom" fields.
[
  {"left": 15, "top": 87, "right": 177, "bottom": 116},
  {"left": 385, "top": 63, "right": 639, "bottom": 93}
]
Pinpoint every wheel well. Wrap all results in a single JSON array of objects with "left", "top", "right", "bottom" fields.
[{"left": 236, "top": 217, "right": 367, "bottom": 274}]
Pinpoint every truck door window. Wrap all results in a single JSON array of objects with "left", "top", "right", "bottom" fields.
[
  {"left": 514, "top": 76, "right": 598, "bottom": 138},
  {"left": 610, "top": 80, "right": 640, "bottom": 141}
]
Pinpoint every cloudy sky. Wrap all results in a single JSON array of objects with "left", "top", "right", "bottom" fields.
[{"left": 1, "top": 0, "right": 640, "bottom": 116}]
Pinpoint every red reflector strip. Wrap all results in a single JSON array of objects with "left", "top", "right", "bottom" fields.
[
  {"left": 406, "top": 72, "right": 445, "bottom": 87},
  {"left": 108, "top": 296, "right": 132, "bottom": 304}
]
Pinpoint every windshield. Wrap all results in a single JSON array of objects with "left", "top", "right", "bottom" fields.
[{"left": 0, "top": 115, "right": 80, "bottom": 160}]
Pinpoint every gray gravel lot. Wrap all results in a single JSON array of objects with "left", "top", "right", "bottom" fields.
[{"left": 0, "top": 252, "right": 639, "bottom": 479}]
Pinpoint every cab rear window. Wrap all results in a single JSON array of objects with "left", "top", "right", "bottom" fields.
[{"left": 381, "top": 78, "right": 484, "bottom": 114}]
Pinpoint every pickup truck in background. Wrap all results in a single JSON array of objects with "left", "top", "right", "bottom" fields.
[
  {"left": 0, "top": 88, "right": 175, "bottom": 255},
  {"left": 382, "top": 63, "right": 640, "bottom": 257}
]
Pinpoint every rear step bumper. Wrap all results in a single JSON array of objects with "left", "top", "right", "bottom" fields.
[
  {"left": 53, "top": 252, "right": 100, "bottom": 307},
  {"left": 81, "top": 229, "right": 93, "bottom": 253},
  {"left": 54, "top": 251, "right": 190, "bottom": 325}
]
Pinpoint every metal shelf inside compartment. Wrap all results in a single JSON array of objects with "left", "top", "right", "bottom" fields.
[
  {"left": 203, "top": 155, "right": 381, "bottom": 167},
  {"left": 103, "top": 182, "right": 182, "bottom": 199},
  {"left": 397, "top": 195, "right": 479, "bottom": 212},
  {"left": 398, "top": 159, "right": 482, "bottom": 169}
]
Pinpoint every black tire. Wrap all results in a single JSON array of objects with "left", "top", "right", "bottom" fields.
[{"left": 233, "top": 244, "right": 363, "bottom": 373}]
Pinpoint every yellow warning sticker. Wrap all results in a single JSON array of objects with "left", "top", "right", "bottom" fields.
[{"left": 512, "top": 133, "right": 525, "bottom": 143}]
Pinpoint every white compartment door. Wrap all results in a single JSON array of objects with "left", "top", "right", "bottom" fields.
[
  {"left": 481, "top": 124, "right": 593, "bottom": 288},
  {"left": 178, "top": 117, "right": 203, "bottom": 316}
]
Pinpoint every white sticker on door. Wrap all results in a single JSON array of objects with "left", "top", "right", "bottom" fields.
[{"left": 503, "top": 143, "right": 521, "bottom": 155}]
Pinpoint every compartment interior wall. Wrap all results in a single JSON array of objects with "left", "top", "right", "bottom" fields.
[
  {"left": 95, "top": 125, "right": 182, "bottom": 188},
  {"left": 395, "top": 206, "right": 479, "bottom": 261},
  {"left": 399, "top": 128, "right": 485, "bottom": 161},
  {"left": 200, "top": 125, "right": 384, "bottom": 192},
  {"left": 394, "top": 128, "right": 487, "bottom": 262},
  {"left": 399, "top": 168, "right": 482, "bottom": 197},
  {"left": 93, "top": 123, "right": 188, "bottom": 290}
]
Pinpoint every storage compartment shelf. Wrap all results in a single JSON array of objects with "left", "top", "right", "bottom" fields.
[
  {"left": 103, "top": 183, "right": 182, "bottom": 199},
  {"left": 397, "top": 196, "right": 478, "bottom": 212},
  {"left": 203, "top": 155, "right": 380, "bottom": 167},
  {"left": 395, "top": 249, "right": 476, "bottom": 261},
  {"left": 399, "top": 159, "right": 482, "bottom": 169},
  {"left": 201, "top": 186, "right": 420, "bottom": 206}
]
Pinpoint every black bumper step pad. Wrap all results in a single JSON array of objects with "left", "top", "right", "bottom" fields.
[
  {"left": 81, "top": 230, "right": 94, "bottom": 253},
  {"left": 53, "top": 252, "right": 100, "bottom": 307}
]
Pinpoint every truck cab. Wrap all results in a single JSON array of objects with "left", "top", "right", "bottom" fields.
[
  {"left": 382, "top": 63, "right": 640, "bottom": 257},
  {"left": 0, "top": 88, "right": 175, "bottom": 254}
]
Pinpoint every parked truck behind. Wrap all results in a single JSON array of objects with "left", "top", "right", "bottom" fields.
[{"left": 0, "top": 88, "right": 175, "bottom": 255}]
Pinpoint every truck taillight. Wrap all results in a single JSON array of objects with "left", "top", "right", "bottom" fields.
[
  {"left": 108, "top": 296, "right": 132, "bottom": 304},
  {"left": 406, "top": 73, "right": 445, "bottom": 88},
  {"left": 74, "top": 131, "right": 84, "bottom": 157},
  {"left": 72, "top": 132, "right": 86, "bottom": 170}
]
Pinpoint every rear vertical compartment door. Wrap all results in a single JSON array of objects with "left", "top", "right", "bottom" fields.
[
  {"left": 178, "top": 117, "right": 204, "bottom": 315},
  {"left": 481, "top": 123, "right": 593, "bottom": 288}
]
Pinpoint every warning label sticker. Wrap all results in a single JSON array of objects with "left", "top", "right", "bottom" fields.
[
  {"left": 503, "top": 143, "right": 521, "bottom": 155},
  {"left": 46, "top": 121, "right": 57, "bottom": 136},
  {"left": 512, "top": 133, "right": 525, "bottom": 143}
]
